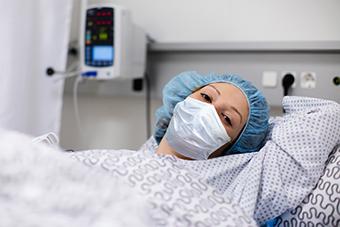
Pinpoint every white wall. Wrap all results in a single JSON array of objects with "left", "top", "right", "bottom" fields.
[
  {"left": 62, "top": 0, "right": 340, "bottom": 150},
  {"left": 71, "top": 0, "right": 340, "bottom": 42}
]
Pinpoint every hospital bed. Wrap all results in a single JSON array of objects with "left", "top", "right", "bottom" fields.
[{"left": 0, "top": 96, "right": 339, "bottom": 227}]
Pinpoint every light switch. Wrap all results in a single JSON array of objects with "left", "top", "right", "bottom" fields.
[{"left": 262, "top": 71, "right": 278, "bottom": 87}]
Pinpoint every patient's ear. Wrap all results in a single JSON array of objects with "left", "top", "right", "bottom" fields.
[{"left": 209, "top": 143, "right": 230, "bottom": 159}]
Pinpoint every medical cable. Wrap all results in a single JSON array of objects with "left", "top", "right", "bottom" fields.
[
  {"left": 47, "top": 67, "right": 81, "bottom": 82},
  {"left": 47, "top": 48, "right": 80, "bottom": 81},
  {"left": 144, "top": 72, "right": 151, "bottom": 138},
  {"left": 53, "top": 70, "right": 82, "bottom": 82},
  {"left": 73, "top": 76, "right": 83, "bottom": 134}
]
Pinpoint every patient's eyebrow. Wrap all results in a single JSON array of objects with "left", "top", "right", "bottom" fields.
[{"left": 207, "top": 84, "right": 220, "bottom": 95}]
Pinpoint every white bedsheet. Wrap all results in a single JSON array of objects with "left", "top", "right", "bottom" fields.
[{"left": 0, "top": 130, "right": 151, "bottom": 227}]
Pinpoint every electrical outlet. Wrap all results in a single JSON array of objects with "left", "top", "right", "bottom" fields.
[
  {"left": 333, "top": 76, "right": 340, "bottom": 86},
  {"left": 281, "top": 71, "right": 296, "bottom": 88},
  {"left": 300, "top": 72, "right": 316, "bottom": 88}
]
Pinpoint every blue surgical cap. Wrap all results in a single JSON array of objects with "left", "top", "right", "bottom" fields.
[{"left": 154, "top": 71, "right": 270, "bottom": 154}]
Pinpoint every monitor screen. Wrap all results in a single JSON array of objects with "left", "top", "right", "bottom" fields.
[{"left": 92, "top": 46, "right": 113, "bottom": 61}]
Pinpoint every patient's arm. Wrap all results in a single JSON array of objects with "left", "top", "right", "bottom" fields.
[{"left": 225, "top": 101, "right": 340, "bottom": 225}]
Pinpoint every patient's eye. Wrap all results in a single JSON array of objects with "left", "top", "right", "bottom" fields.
[
  {"left": 222, "top": 113, "right": 233, "bottom": 126},
  {"left": 200, "top": 93, "right": 212, "bottom": 103}
]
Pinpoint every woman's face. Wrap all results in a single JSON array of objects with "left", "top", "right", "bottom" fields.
[{"left": 190, "top": 82, "right": 249, "bottom": 157}]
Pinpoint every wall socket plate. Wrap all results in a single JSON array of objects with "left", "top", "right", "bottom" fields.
[{"left": 300, "top": 72, "right": 317, "bottom": 88}]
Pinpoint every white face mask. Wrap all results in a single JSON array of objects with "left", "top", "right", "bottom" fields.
[{"left": 164, "top": 96, "right": 231, "bottom": 160}]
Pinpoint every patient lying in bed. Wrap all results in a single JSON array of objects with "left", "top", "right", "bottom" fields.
[
  {"left": 1, "top": 95, "right": 338, "bottom": 227},
  {"left": 1, "top": 71, "right": 339, "bottom": 227}
]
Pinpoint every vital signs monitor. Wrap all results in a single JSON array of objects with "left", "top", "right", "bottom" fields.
[{"left": 80, "top": 2, "right": 146, "bottom": 80}]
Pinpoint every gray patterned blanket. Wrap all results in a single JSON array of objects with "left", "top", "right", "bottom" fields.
[{"left": 69, "top": 149, "right": 256, "bottom": 226}]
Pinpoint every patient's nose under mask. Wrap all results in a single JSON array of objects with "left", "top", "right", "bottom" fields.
[{"left": 164, "top": 96, "right": 231, "bottom": 160}]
